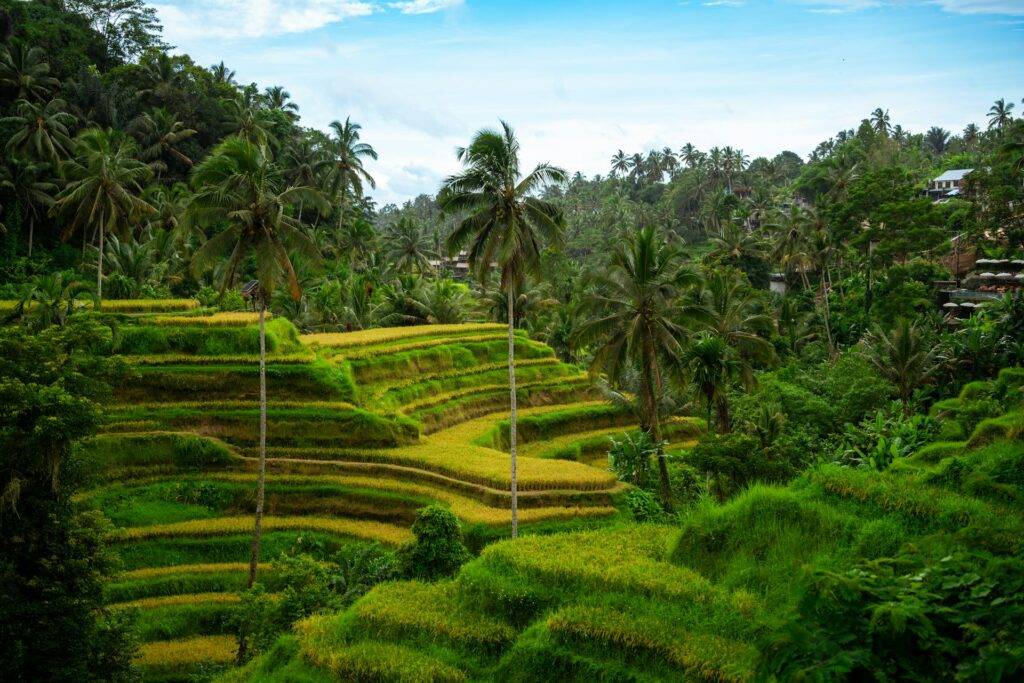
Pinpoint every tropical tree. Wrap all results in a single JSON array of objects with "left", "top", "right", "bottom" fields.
[
  {"left": 870, "top": 108, "right": 891, "bottom": 136},
  {"left": 0, "top": 44, "right": 59, "bottom": 101},
  {"left": 610, "top": 150, "right": 630, "bottom": 176},
  {"left": 962, "top": 123, "right": 980, "bottom": 147},
  {"left": 385, "top": 215, "right": 436, "bottom": 274},
  {"left": 1, "top": 98, "right": 76, "bottom": 163},
  {"left": 186, "top": 137, "right": 326, "bottom": 627},
  {"left": 987, "top": 98, "right": 1015, "bottom": 131},
  {"left": 438, "top": 120, "right": 566, "bottom": 537},
  {"left": 210, "top": 61, "right": 237, "bottom": 85},
  {"left": 264, "top": 86, "right": 299, "bottom": 119},
  {"left": 861, "top": 318, "right": 942, "bottom": 413},
  {"left": 6, "top": 272, "right": 93, "bottom": 330},
  {"left": 684, "top": 270, "right": 776, "bottom": 432},
  {"left": 925, "top": 126, "right": 950, "bottom": 154},
  {"left": 680, "top": 143, "right": 702, "bottom": 168},
  {"left": 50, "top": 129, "right": 155, "bottom": 300},
  {"left": 128, "top": 107, "right": 197, "bottom": 176},
  {"left": 2, "top": 159, "right": 56, "bottom": 256},
  {"left": 573, "top": 226, "right": 700, "bottom": 508},
  {"left": 680, "top": 331, "right": 740, "bottom": 434},
  {"left": 323, "top": 117, "right": 377, "bottom": 223}
]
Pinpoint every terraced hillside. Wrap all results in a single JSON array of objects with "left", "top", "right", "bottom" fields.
[
  {"left": 79, "top": 302, "right": 703, "bottom": 680},
  {"left": 233, "top": 369, "right": 1024, "bottom": 682}
]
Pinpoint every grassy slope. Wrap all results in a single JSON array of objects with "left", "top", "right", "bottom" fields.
[
  {"left": 236, "top": 400, "right": 1024, "bottom": 682},
  {"left": 82, "top": 315, "right": 664, "bottom": 679}
]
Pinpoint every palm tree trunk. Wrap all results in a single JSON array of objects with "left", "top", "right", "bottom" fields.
[
  {"left": 238, "top": 300, "right": 268, "bottom": 661},
  {"left": 715, "top": 396, "right": 732, "bottom": 434},
  {"left": 821, "top": 270, "right": 835, "bottom": 356},
  {"left": 644, "top": 340, "right": 673, "bottom": 511},
  {"left": 27, "top": 215, "right": 33, "bottom": 257},
  {"left": 96, "top": 222, "right": 104, "bottom": 302},
  {"left": 248, "top": 301, "right": 268, "bottom": 586},
  {"left": 507, "top": 293, "right": 519, "bottom": 539}
]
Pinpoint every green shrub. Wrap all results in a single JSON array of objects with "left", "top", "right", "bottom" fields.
[
  {"left": 113, "top": 317, "right": 300, "bottom": 356},
  {"left": 608, "top": 430, "right": 658, "bottom": 489},
  {"left": 623, "top": 489, "right": 665, "bottom": 522},
  {"left": 853, "top": 518, "right": 906, "bottom": 559},
  {"left": 686, "top": 433, "right": 793, "bottom": 501},
  {"left": 398, "top": 506, "right": 471, "bottom": 580}
]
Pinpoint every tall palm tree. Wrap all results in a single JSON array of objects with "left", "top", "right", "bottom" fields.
[
  {"left": 222, "top": 97, "right": 277, "bottom": 149},
  {"left": 610, "top": 150, "right": 630, "bottom": 177},
  {"left": 0, "top": 44, "right": 59, "bottom": 101},
  {"left": 323, "top": 117, "right": 377, "bottom": 224},
  {"left": 210, "top": 61, "right": 237, "bottom": 85},
  {"left": 627, "top": 152, "right": 645, "bottom": 184},
  {"left": 50, "top": 129, "right": 155, "bottom": 300},
  {"left": 385, "top": 215, "right": 436, "bottom": 274},
  {"left": 680, "top": 331, "right": 740, "bottom": 436},
  {"left": 3, "top": 158, "right": 56, "bottom": 256},
  {"left": 128, "top": 107, "right": 197, "bottom": 176},
  {"left": 925, "top": 126, "right": 950, "bottom": 154},
  {"left": 263, "top": 86, "right": 299, "bottom": 119},
  {"left": 187, "top": 137, "right": 326, "bottom": 610},
  {"left": 680, "top": 143, "right": 701, "bottom": 169},
  {"left": 1, "top": 98, "right": 76, "bottom": 163},
  {"left": 870, "top": 107, "right": 891, "bottom": 136},
  {"left": 438, "top": 120, "right": 566, "bottom": 537},
  {"left": 660, "top": 147, "right": 679, "bottom": 176},
  {"left": 861, "top": 318, "right": 942, "bottom": 414},
  {"left": 573, "top": 226, "right": 699, "bottom": 508},
  {"left": 684, "top": 271, "right": 776, "bottom": 432},
  {"left": 962, "top": 123, "right": 980, "bottom": 147},
  {"left": 988, "top": 98, "right": 1015, "bottom": 131}
]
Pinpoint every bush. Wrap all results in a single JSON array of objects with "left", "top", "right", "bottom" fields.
[
  {"left": 686, "top": 433, "right": 792, "bottom": 501},
  {"left": 623, "top": 489, "right": 665, "bottom": 522},
  {"left": 608, "top": 430, "right": 658, "bottom": 489},
  {"left": 399, "top": 506, "right": 471, "bottom": 580}
]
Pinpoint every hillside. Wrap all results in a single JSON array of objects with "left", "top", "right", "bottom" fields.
[
  {"left": 76, "top": 302, "right": 703, "bottom": 680},
  {"left": 229, "top": 369, "right": 1024, "bottom": 682}
]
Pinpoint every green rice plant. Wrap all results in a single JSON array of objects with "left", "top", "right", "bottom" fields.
[
  {"left": 104, "top": 404, "right": 420, "bottom": 448},
  {"left": 118, "top": 515, "right": 413, "bottom": 545},
  {"left": 113, "top": 316, "right": 300, "bottom": 355},
  {"left": 325, "top": 332, "right": 515, "bottom": 363},
  {"left": 540, "top": 605, "right": 757, "bottom": 682},
  {"left": 114, "top": 359, "right": 356, "bottom": 402},
  {"left": 150, "top": 311, "right": 265, "bottom": 326},
  {"left": 671, "top": 486, "right": 857, "bottom": 599},
  {"left": 124, "top": 352, "right": 316, "bottom": 365},
  {"left": 303, "top": 324, "right": 505, "bottom": 350},
  {"left": 476, "top": 403, "right": 634, "bottom": 450},
  {"left": 349, "top": 337, "right": 550, "bottom": 385},
  {"left": 116, "top": 532, "right": 370, "bottom": 571},
  {"left": 968, "top": 411, "right": 1024, "bottom": 447},
  {"left": 405, "top": 374, "right": 591, "bottom": 416},
  {"left": 95, "top": 299, "right": 200, "bottom": 313},
  {"left": 77, "top": 432, "right": 239, "bottom": 479},
  {"left": 296, "top": 618, "right": 466, "bottom": 683},
  {"left": 380, "top": 362, "right": 573, "bottom": 409},
  {"left": 105, "top": 563, "right": 280, "bottom": 603},
  {"left": 134, "top": 634, "right": 236, "bottom": 669},
  {"left": 130, "top": 600, "right": 240, "bottom": 643},
  {"left": 909, "top": 440, "right": 968, "bottom": 464},
  {"left": 340, "top": 581, "right": 515, "bottom": 654}
]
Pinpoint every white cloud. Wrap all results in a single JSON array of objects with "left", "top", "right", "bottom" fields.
[
  {"left": 388, "top": 0, "right": 464, "bottom": 14},
  {"left": 930, "top": 0, "right": 1024, "bottom": 15},
  {"left": 153, "top": 0, "right": 374, "bottom": 41}
]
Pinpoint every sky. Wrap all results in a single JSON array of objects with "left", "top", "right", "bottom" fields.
[{"left": 152, "top": 0, "right": 1024, "bottom": 205}]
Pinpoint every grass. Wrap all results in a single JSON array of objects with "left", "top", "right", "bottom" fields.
[
  {"left": 117, "top": 515, "right": 413, "bottom": 545},
  {"left": 77, "top": 432, "right": 239, "bottom": 479},
  {"left": 135, "top": 634, "right": 236, "bottom": 667},
  {"left": 378, "top": 361, "right": 573, "bottom": 409},
  {"left": 114, "top": 316, "right": 300, "bottom": 355},
  {"left": 106, "top": 563, "right": 276, "bottom": 602},
  {"left": 303, "top": 323, "right": 506, "bottom": 350},
  {"left": 151, "top": 312, "right": 267, "bottom": 326},
  {"left": 475, "top": 403, "right": 637, "bottom": 450}
]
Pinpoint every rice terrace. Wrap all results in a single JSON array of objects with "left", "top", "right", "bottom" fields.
[{"left": 2, "top": 1, "right": 1024, "bottom": 682}]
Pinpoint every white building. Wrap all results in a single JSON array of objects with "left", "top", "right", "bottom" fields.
[{"left": 928, "top": 169, "right": 973, "bottom": 201}]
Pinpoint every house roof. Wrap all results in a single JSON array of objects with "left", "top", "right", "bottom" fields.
[{"left": 934, "top": 169, "right": 973, "bottom": 183}]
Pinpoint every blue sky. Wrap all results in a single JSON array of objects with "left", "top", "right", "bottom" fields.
[{"left": 153, "top": 0, "right": 1024, "bottom": 205}]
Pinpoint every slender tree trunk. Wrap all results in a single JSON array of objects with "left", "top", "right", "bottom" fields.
[
  {"left": 239, "top": 300, "right": 268, "bottom": 663},
  {"left": 715, "top": 396, "right": 732, "bottom": 434},
  {"left": 821, "top": 270, "right": 835, "bottom": 356},
  {"left": 248, "top": 300, "right": 268, "bottom": 587},
  {"left": 96, "top": 223, "right": 104, "bottom": 302},
  {"left": 506, "top": 294, "right": 519, "bottom": 538},
  {"left": 643, "top": 339, "right": 673, "bottom": 511},
  {"left": 27, "top": 215, "right": 33, "bottom": 257}
]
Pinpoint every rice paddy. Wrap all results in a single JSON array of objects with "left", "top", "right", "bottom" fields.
[{"left": 87, "top": 316, "right": 647, "bottom": 678}]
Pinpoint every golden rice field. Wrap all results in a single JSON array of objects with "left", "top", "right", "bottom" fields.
[{"left": 87, "top": 319, "right": 666, "bottom": 679}]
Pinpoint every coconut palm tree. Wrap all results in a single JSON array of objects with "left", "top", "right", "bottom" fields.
[
  {"left": 962, "top": 123, "right": 980, "bottom": 147},
  {"left": 263, "top": 86, "right": 299, "bottom": 119},
  {"left": 627, "top": 152, "right": 646, "bottom": 184},
  {"left": 1, "top": 98, "right": 76, "bottom": 163},
  {"left": 680, "top": 143, "right": 702, "bottom": 169},
  {"left": 187, "top": 137, "right": 326, "bottom": 606},
  {"left": 661, "top": 147, "right": 679, "bottom": 176},
  {"left": 988, "top": 98, "right": 1015, "bottom": 131},
  {"left": 0, "top": 44, "right": 59, "bottom": 101},
  {"left": 323, "top": 117, "right": 377, "bottom": 224},
  {"left": 861, "top": 318, "right": 942, "bottom": 413},
  {"left": 680, "top": 331, "right": 739, "bottom": 435},
  {"left": 210, "top": 61, "right": 237, "bottom": 85},
  {"left": 51, "top": 129, "right": 155, "bottom": 300},
  {"left": 438, "top": 120, "right": 566, "bottom": 537},
  {"left": 385, "top": 215, "right": 437, "bottom": 274},
  {"left": 925, "top": 126, "right": 950, "bottom": 154},
  {"left": 128, "top": 107, "right": 197, "bottom": 176},
  {"left": 573, "top": 225, "right": 699, "bottom": 508},
  {"left": 870, "top": 107, "right": 891, "bottom": 136},
  {"left": 684, "top": 271, "right": 776, "bottom": 432},
  {"left": 2, "top": 158, "right": 56, "bottom": 256},
  {"left": 610, "top": 150, "right": 630, "bottom": 177}
]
